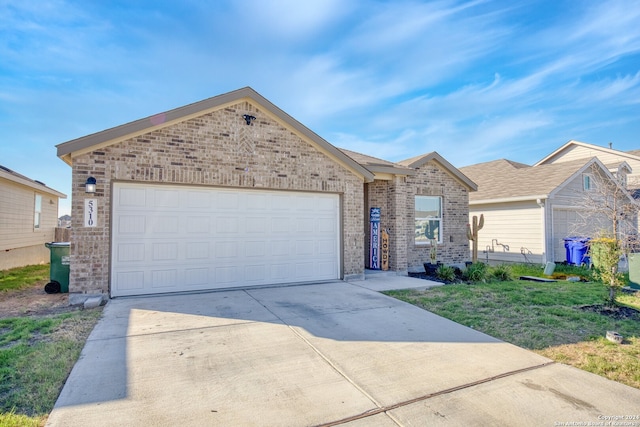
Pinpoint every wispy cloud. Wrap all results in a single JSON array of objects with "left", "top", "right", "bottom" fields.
[{"left": 1, "top": 0, "right": 640, "bottom": 216}]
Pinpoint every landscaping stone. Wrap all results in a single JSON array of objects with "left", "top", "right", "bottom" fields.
[{"left": 606, "top": 331, "right": 623, "bottom": 344}]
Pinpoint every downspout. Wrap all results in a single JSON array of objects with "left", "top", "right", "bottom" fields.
[{"left": 537, "top": 198, "right": 547, "bottom": 264}]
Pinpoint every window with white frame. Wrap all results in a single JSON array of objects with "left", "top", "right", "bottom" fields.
[
  {"left": 583, "top": 174, "right": 593, "bottom": 191},
  {"left": 34, "top": 194, "right": 42, "bottom": 229},
  {"left": 415, "top": 195, "right": 442, "bottom": 244}
]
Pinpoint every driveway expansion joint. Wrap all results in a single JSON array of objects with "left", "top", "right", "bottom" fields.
[{"left": 313, "top": 361, "right": 557, "bottom": 427}]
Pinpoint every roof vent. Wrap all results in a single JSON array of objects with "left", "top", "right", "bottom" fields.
[{"left": 35, "top": 180, "right": 46, "bottom": 186}]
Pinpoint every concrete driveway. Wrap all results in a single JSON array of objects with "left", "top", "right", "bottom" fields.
[{"left": 47, "top": 277, "right": 640, "bottom": 426}]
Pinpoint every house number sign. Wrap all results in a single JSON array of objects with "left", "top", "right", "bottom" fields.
[{"left": 84, "top": 199, "right": 97, "bottom": 227}]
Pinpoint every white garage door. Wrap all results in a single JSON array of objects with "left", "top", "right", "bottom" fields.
[
  {"left": 111, "top": 183, "right": 340, "bottom": 297},
  {"left": 553, "top": 209, "right": 577, "bottom": 262}
]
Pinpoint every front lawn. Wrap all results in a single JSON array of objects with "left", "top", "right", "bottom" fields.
[
  {"left": 386, "top": 267, "right": 640, "bottom": 389},
  {"left": 0, "top": 265, "right": 103, "bottom": 427}
]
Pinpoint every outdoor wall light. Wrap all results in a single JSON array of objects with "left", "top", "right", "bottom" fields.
[
  {"left": 85, "top": 177, "right": 97, "bottom": 194},
  {"left": 242, "top": 114, "right": 256, "bottom": 125}
]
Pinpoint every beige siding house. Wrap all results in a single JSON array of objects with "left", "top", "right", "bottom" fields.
[
  {"left": 536, "top": 140, "right": 640, "bottom": 189},
  {"left": 0, "top": 165, "right": 67, "bottom": 270},
  {"left": 56, "top": 87, "right": 475, "bottom": 302},
  {"left": 460, "top": 157, "right": 633, "bottom": 265}
]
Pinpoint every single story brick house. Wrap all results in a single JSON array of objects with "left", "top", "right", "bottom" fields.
[{"left": 56, "top": 87, "right": 476, "bottom": 302}]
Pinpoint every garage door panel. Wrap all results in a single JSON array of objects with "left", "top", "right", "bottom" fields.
[
  {"left": 246, "top": 193, "right": 268, "bottom": 209},
  {"left": 295, "top": 240, "right": 314, "bottom": 256},
  {"left": 118, "top": 215, "right": 146, "bottom": 234},
  {"left": 215, "top": 266, "right": 239, "bottom": 284},
  {"left": 271, "top": 217, "right": 290, "bottom": 233},
  {"left": 151, "top": 269, "right": 178, "bottom": 288},
  {"left": 186, "top": 216, "right": 210, "bottom": 234},
  {"left": 154, "top": 189, "right": 180, "bottom": 207},
  {"left": 318, "top": 239, "right": 337, "bottom": 255},
  {"left": 118, "top": 187, "right": 147, "bottom": 207},
  {"left": 116, "top": 243, "right": 145, "bottom": 262},
  {"left": 297, "top": 218, "right": 315, "bottom": 233},
  {"left": 186, "top": 190, "right": 212, "bottom": 208},
  {"left": 218, "top": 192, "right": 239, "bottom": 209},
  {"left": 245, "top": 218, "right": 265, "bottom": 234},
  {"left": 318, "top": 218, "right": 336, "bottom": 233},
  {"left": 186, "top": 242, "right": 210, "bottom": 259},
  {"left": 112, "top": 184, "right": 340, "bottom": 297},
  {"left": 216, "top": 217, "right": 239, "bottom": 233},
  {"left": 270, "top": 240, "right": 290, "bottom": 257},
  {"left": 245, "top": 241, "right": 266, "bottom": 257},
  {"left": 115, "top": 271, "right": 145, "bottom": 291},
  {"left": 270, "top": 263, "right": 291, "bottom": 280},
  {"left": 245, "top": 264, "right": 267, "bottom": 282},
  {"left": 152, "top": 242, "right": 179, "bottom": 261},
  {"left": 149, "top": 216, "right": 179, "bottom": 234},
  {"left": 185, "top": 268, "right": 209, "bottom": 286}
]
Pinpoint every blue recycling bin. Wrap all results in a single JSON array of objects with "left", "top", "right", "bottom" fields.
[{"left": 563, "top": 237, "right": 590, "bottom": 265}]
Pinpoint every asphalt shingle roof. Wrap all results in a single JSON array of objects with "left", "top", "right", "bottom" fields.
[{"left": 459, "top": 158, "right": 594, "bottom": 202}]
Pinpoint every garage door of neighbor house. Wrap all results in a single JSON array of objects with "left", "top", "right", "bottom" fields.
[
  {"left": 553, "top": 208, "right": 579, "bottom": 263},
  {"left": 111, "top": 183, "right": 340, "bottom": 297}
]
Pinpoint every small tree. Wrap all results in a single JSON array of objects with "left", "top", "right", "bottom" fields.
[
  {"left": 572, "top": 164, "right": 638, "bottom": 254},
  {"left": 570, "top": 161, "right": 638, "bottom": 306},
  {"left": 589, "top": 235, "right": 624, "bottom": 306}
]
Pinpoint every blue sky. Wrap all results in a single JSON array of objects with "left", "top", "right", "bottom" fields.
[{"left": 2, "top": 0, "right": 640, "bottom": 216}]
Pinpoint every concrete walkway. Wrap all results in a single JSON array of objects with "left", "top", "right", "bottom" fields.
[{"left": 47, "top": 277, "right": 640, "bottom": 426}]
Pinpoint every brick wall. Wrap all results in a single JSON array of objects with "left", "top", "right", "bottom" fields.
[
  {"left": 365, "top": 177, "right": 408, "bottom": 271},
  {"left": 70, "top": 101, "right": 365, "bottom": 296},
  {"left": 364, "top": 161, "right": 470, "bottom": 272},
  {"left": 405, "top": 160, "right": 471, "bottom": 269}
]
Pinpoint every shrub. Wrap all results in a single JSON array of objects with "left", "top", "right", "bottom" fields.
[
  {"left": 464, "top": 262, "right": 488, "bottom": 282},
  {"left": 491, "top": 264, "right": 513, "bottom": 281},
  {"left": 589, "top": 237, "right": 624, "bottom": 306},
  {"left": 436, "top": 264, "right": 457, "bottom": 282}
]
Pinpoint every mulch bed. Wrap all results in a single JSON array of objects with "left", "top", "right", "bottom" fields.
[
  {"left": 578, "top": 304, "right": 640, "bottom": 320},
  {"left": 408, "top": 271, "right": 460, "bottom": 284}
]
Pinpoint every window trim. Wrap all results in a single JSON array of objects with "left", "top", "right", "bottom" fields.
[
  {"left": 583, "top": 173, "right": 593, "bottom": 191},
  {"left": 415, "top": 195, "right": 443, "bottom": 245}
]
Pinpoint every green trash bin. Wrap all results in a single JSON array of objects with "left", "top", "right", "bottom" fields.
[{"left": 44, "top": 242, "right": 70, "bottom": 293}]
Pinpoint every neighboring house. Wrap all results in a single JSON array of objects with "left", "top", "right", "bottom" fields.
[
  {"left": 460, "top": 156, "right": 636, "bottom": 265},
  {"left": 535, "top": 140, "right": 639, "bottom": 189},
  {"left": 0, "top": 165, "right": 67, "bottom": 270},
  {"left": 56, "top": 87, "right": 476, "bottom": 302},
  {"left": 58, "top": 214, "right": 71, "bottom": 228}
]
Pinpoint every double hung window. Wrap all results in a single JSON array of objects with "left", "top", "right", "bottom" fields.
[{"left": 415, "top": 196, "right": 442, "bottom": 244}]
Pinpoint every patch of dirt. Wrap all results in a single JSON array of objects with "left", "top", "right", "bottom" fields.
[
  {"left": 0, "top": 280, "right": 78, "bottom": 318},
  {"left": 578, "top": 304, "right": 640, "bottom": 320}
]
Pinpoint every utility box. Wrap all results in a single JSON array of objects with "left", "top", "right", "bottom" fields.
[{"left": 627, "top": 253, "right": 640, "bottom": 290}]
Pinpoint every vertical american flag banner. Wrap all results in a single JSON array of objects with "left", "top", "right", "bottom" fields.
[{"left": 370, "top": 207, "right": 381, "bottom": 269}]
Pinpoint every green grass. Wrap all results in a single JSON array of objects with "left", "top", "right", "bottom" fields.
[
  {"left": 0, "top": 264, "right": 103, "bottom": 426},
  {"left": 386, "top": 267, "right": 640, "bottom": 388},
  {"left": 0, "top": 265, "right": 49, "bottom": 292},
  {"left": 0, "top": 310, "right": 102, "bottom": 419}
]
